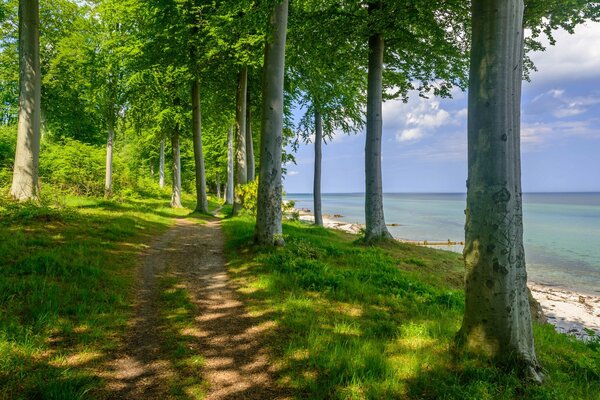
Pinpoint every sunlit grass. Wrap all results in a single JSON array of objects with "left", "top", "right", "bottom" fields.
[
  {"left": 0, "top": 190, "right": 218, "bottom": 398},
  {"left": 223, "top": 216, "right": 600, "bottom": 400}
]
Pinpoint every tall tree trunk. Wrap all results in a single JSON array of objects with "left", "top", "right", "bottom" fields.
[
  {"left": 457, "top": 0, "right": 542, "bottom": 383},
  {"left": 246, "top": 85, "right": 255, "bottom": 182},
  {"left": 364, "top": 6, "right": 391, "bottom": 242},
  {"left": 255, "top": 0, "right": 288, "bottom": 246},
  {"left": 226, "top": 125, "right": 234, "bottom": 205},
  {"left": 104, "top": 113, "right": 114, "bottom": 197},
  {"left": 11, "top": 0, "right": 40, "bottom": 201},
  {"left": 192, "top": 79, "right": 208, "bottom": 213},
  {"left": 159, "top": 138, "right": 165, "bottom": 188},
  {"left": 313, "top": 110, "right": 323, "bottom": 226},
  {"left": 216, "top": 173, "right": 221, "bottom": 200},
  {"left": 170, "top": 126, "right": 182, "bottom": 208},
  {"left": 233, "top": 66, "right": 248, "bottom": 215}
]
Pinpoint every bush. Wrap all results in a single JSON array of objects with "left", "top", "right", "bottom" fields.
[
  {"left": 39, "top": 139, "right": 107, "bottom": 196},
  {"left": 236, "top": 179, "right": 259, "bottom": 215},
  {"left": 0, "top": 125, "right": 16, "bottom": 189}
]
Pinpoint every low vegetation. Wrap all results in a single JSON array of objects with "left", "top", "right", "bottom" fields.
[
  {"left": 0, "top": 193, "right": 209, "bottom": 399},
  {"left": 223, "top": 217, "right": 600, "bottom": 400}
]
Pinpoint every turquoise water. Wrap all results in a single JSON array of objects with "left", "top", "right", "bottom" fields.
[{"left": 287, "top": 193, "right": 600, "bottom": 295}]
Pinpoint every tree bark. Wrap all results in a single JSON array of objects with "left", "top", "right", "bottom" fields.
[
  {"left": 170, "top": 126, "right": 182, "bottom": 208},
  {"left": 11, "top": 0, "right": 40, "bottom": 201},
  {"left": 233, "top": 66, "right": 248, "bottom": 215},
  {"left": 216, "top": 173, "right": 221, "bottom": 200},
  {"left": 364, "top": 6, "right": 391, "bottom": 242},
  {"left": 313, "top": 110, "right": 323, "bottom": 226},
  {"left": 255, "top": 0, "right": 288, "bottom": 246},
  {"left": 246, "top": 84, "right": 255, "bottom": 182},
  {"left": 159, "top": 138, "right": 165, "bottom": 188},
  {"left": 192, "top": 79, "right": 208, "bottom": 213},
  {"left": 104, "top": 113, "right": 114, "bottom": 197},
  {"left": 457, "top": 0, "right": 542, "bottom": 383},
  {"left": 226, "top": 125, "right": 234, "bottom": 205}
]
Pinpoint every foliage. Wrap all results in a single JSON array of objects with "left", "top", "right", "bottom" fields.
[
  {"left": 39, "top": 139, "right": 113, "bottom": 196},
  {"left": 223, "top": 217, "right": 600, "bottom": 399},
  {"left": 0, "top": 124, "right": 15, "bottom": 188},
  {"left": 235, "top": 178, "right": 259, "bottom": 216}
]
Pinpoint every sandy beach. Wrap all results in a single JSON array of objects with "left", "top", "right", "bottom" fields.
[{"left": 292, "top": 209, "right": 600, "bottom": 341}]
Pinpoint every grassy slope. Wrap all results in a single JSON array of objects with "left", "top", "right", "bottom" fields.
[
  {"left": 223, "top": 217, "right": 600, "bottom": 400},
  {"left": 0, "top": 193, "right": 217, "bottom": 399}
]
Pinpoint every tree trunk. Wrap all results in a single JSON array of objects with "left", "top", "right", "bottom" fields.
[
  {"left": 364, "top": 8, "right": 391, "bottom": 242},
  {"left": 104, "top": 114, "right": 114, "bottom": 197},
  {"left": 170, "top": 126, "right": 182, "bottom": 208},
  {"left": 233, "top": 66, "right": 248, "bottom": 215},
  {"left": 313, "top": 110, "right": 323, "bottom": 226},
  {"left": 216, "top": 173, "right": 221, "bottom": 199},
  {"left": 246, "top": 85, "right": 255, "bottom": 182},
  {"left": 11, "top": 0, "right": 40, "bottom": 201},
  {"left": 192, "top": 79, "right": 208, "bottom": 213},
  {"left": 457, "top": 0, "right": 542, "bottom": 383},
  {"left": 226, "top": 125, "right": 234, "bottom": 205},
  {"left": 255, "top": 0, "right": 288, "bottom": 246},
  {"left": 159, "top": 138, "right": 165, "bottom": 189}
]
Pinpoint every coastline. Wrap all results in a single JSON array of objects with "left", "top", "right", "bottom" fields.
[{"left": 292, "top": 208, "right": 600, "bottom": 341}]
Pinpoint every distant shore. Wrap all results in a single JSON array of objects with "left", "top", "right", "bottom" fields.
[{"left": 291, "top": 208, "right": 600, "bottom": 341}]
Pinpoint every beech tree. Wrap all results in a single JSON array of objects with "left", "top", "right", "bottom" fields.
[
  {"left": 255, "top": 0, "right": 289, "bottom": 246},
  {"left": 288, "top": 1, "right": 366, "bottom": 227},
  {"left": 457, "top": 0, "right": 599, "bottom": 382},
  {"left": 11, "top": 0, "right": 40, "bottom": 201}
]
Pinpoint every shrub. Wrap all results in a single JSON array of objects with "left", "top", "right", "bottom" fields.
[
  {"left": 40, "top": 139, "right": 106, "bottom": 196},
  {"left": 0, "top": 125, "right": 16, "bottom": 189},
  {"left": 236, "top": 179, "right": 259, "bottom": 215}
]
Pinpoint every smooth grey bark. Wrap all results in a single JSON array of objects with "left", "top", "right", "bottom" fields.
[
  {"left": 313, "top": 110, "right": 323, "bottom": 226},
  {"left": 159, "top": 138, "right": 165, "bottom": 189},
  {"left": 192, "top": 79, "right": 209, "bottom": 213},
  {"left": 255, "top": 0, "right": 288, "bottom": 246},
  {"left": 364, "top": 17, "right": 391, "bottom": 242},
  {"left": 246, "top": 86, "right": 255, "bottom": 182},
  {"left": 226, "top": 125, "right": 234, "bottom": 205},
  {"left": 11, "top": 0, "right": 41, "bottom": 201},
  {"left": 457, "top": 0, "right": 542, "bottom": 382},
  {"left": 233, "top": 66, "right": 248, "bottom": 215},
  {"left": 104, "top": 114, "right": 114, "bottom": 197},
  {"left": 170, "top": 126, "right": 182, "bottom": 208},
  {"left": 216, "top": 173, "right": 221, "bottom": 200}
]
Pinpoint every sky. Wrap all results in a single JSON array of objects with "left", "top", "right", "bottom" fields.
[{"left": 283, "top": 22, "right": 600, "bottom": 194}]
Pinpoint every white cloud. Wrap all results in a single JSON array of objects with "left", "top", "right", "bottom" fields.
[
  {"left": 287, "top": 170, "right": 300, "bottom": 176},
  {"left": 526, "top": 88, "right": 600, "bottom": 119},
  {"left": 398, "top": 128, "right": 424, "bottom": 142},
  {"left": 527, "top": 23, "right": 600, "bottom": 83}
]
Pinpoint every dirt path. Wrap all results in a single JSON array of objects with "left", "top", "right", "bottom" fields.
[{"left": 103, "top": 217, "right": 288, "bottom": 399}]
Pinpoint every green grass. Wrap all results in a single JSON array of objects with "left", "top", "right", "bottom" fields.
[
  {"left": 222, "top": 217, "right": 600, "bottom": 400},
  {"left": 0, "top": 191, "right": 219, "bottom": 399}
]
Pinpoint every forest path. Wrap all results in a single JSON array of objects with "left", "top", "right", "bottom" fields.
[{"left": 102, "top": 216, "right": 287, "bottom": 399}]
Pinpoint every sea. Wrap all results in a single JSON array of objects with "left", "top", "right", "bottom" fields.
[{"left": 286, "top": 193, "right": 600, "bottom": 295}]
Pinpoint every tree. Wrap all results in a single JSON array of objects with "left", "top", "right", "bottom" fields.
[
  {"left": 255, "top": 0, "right": 289, "bottom": 246},
  {"left": 11, "top": 0, "right": 40, "bottom": 201},
  {"left": 458, "top": 0, "right": 541, "bottom": 380},
  {"left": 364, "top": 2, "right": 389, "bottom": 241},
  {"left": 233, "top": 66, "right": 248, "bottom": 214},
  {"left": 287, "top": 1, "right": 366, "bottom": 228},
  {"left": 192, "top": 79, "right": 208, "bottom": 213},
  {"left": 226, "top": 125, "right": 234, "bottom": 204}
]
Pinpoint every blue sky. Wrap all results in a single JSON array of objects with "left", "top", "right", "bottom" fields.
[{"left": 284, "top": 23, "right": 600, "bottom": 194}]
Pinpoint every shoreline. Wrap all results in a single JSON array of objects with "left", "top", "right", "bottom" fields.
[{"left": 291, "top": 208, "right": 600, "bottom": 341}]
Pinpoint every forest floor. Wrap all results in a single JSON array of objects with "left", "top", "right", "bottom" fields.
[{"left": 102, "top": 216, "right": 288, "bottom": 399}]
